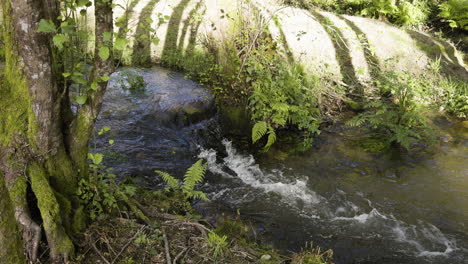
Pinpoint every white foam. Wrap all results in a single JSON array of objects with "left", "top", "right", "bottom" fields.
[{"left": 199, "top": 139, "right": 321, "bottom": 207}]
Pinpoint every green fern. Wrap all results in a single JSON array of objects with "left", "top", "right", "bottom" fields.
[
  {"left": 187, "top": 190, "right": 209, "bottom": 201},
  {"left": 156, "top": 159, "right": 209, "bottom": 201},
  {"left": 155, "top": 170, "right": 180, "bottom": 190},
  {"left": 252, "top": 121, "right": 268, "bottom": 143},
  {"left": 263, "top": 127, "right": 277, "bottom": 152},
  {"left": 182, "top": 159, "right": 207, "bottom": 193}
]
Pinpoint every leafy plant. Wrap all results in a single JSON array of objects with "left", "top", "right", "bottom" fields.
[
  {"left": 441, "top": 78, "right": 468, "bottom": 118},
  {"left": 438, "top": 0, "right": 468, "bottom": 30},
  {"left": 155, "top": 159, "right": 209, "bottom": 201},
  {"left": 205, "top": 231, "right": 228, "bottom": 259},
  {"left": 116, "top": 70, "right": 146, "bottom": 91},
  {"left": 347, "top": 71, "right": 433, "bottom": 150},
  {"left": 395, "top": 0, "right": 429, "bottom": 26},
  {"left": 247, "top": 45, "right": 321, "bottom": 150},
  {"left": 77, "top": 153, "right": 119, "bottom": 220}
]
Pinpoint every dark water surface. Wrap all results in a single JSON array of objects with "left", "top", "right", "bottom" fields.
[{"left": 95, "top": 67, "right": 468, "bottom": 263}]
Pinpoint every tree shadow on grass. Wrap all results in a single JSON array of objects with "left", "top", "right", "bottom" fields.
[
  {"left": 115, "top": 0, "right": 142, "bottom": 60},
  {"left": 340, "top": 15, "right": 381, "bottom": 81},
  {"left": 406, "top": 29, "right": 468, "bottom": 81},
  {"left": 131, "top": 0, "right": 160, "bottom": 66},
  {"left": 177, "top": 0, "right": 205, "bottom": 57},
  {"left": 160, "top": 0, "right": 192, "bottom": 65},
  {"left": 310, "top": 10, "right": 361, "bottom": 94}
]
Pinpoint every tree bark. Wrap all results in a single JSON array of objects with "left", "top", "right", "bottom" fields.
[
  {"left": 0, "top": 173, "right": 26, "bottom": 264},
  {"left": 0, "top": 0, "right": 114, "bottom": 262}
]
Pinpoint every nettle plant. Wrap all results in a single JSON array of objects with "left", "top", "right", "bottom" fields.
[{"left": 155, "top": 159, "right": 209, "bottom": 201}]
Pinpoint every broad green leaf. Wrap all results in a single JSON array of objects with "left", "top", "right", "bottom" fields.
[
  {"left": 88, "top": 153, "right": 103, "bottom": 165},
  {"left": 37, "top": 19, "right": 56, "bottom": 33},
  {"left": 100, "top": 75, "right": 110, "bottom": 81},
  {"left": 109, "top": 139, "right": 115, "bottom": 145},
  {"left": 53, "top": 34, "right": 68, "bottom": 49},
  {"left": 98, "top": 126, "right": 111, "bottom": 135},
  {"left": 103, "top": 32, "right": 112, "bottom": 42},
  {"left": 98, "top": 46, "right": 110, "bottom": 61},
  {"left": 77, "top": 0, "right": 90, "bottom": 7},
  {"left": 90, "top": 82, "right": 98, "bottom": 91},
  {"left": 75, "top": 95, "right": 87, "bottom": 105},
  {"left": 151, "top": 37, "right": 160, "bottom": 46},
  {"left": 114, "top": 38, "right": 128, "bottom": 51}
]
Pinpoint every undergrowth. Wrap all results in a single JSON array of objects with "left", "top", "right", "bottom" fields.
[{"left": 284, "top": 0, "right": 468, "bottom": 29}]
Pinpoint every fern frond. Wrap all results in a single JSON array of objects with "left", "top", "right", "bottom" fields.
[
  {"left": 263, "top": 127, "right": 277, "bottom": 151},
  {"left": 182, "top": 159, "right": 207, "bottom": 192},
  {"left": 155, "top": 170, "right": 180, "bottom": 190},
  {"left": 187, "top": 190, "right": 209, "bottom": 201},
  {"left": 346, "top": 116, "right": 367, "bottom": 127},
  {"left": 252, "top": 121, "right": 268, "bottom": 143}
]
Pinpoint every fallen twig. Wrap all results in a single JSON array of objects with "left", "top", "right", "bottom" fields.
[
  {"left": 111, "top": 225, "right": 146, "bottom": 264},
  {"left": 173, "top": 247, "right": 189, "bottom": 264},
  {"left": 92, "top": 242, "right": 111, "bottom": 264},
  {"left": 162, "top": 226, "right": 172, "bottom": 264}
]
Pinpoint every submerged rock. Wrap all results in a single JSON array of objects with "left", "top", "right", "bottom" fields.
[{"left": 103, "top": 67, "right": 214, "bottom": 126}]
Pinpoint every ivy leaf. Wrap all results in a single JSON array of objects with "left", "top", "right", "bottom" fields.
[
  {"left": 114, "top": 38, "right": 128, "bottom": 51},
  {"left": 37, "top": 19, "right": 56, "bottom": 33},
  {"left": 109, "top": 139, "right": 115, "bottom": 145},
  {"left": 98, "top": 46, "right": 110, "bottom": 61},
  {"left": 75, "top": 95, "right": 87, "bottom": 105},
  {"left": 100, "top": 75, "right": 110, "bottom": 81},
  {"left": 53, "top": 34, "right": 68, "bottom": 49}
]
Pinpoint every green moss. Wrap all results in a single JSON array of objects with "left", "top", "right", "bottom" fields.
[
  {"left": 359, "top": 137, "right": 389, "bottom": 153},
  {"left": 218, "top": 104, "right": 251, "bottom": 135},
  {"left": 29, "top": 163, "right": 74, "bottom": 258},
  {"left": 72, "top": 206, "right": 87, "bottom": 234},
  {"left": 0, "top": 173, "right": 26, "bottom": 264}
]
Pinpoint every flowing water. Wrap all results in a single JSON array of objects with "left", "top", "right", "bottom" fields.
[{"left": 95, "top": 67, "right": 468, "bottom": 263}]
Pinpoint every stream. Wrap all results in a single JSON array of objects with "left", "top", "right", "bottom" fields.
[{"left": 95, "top": 67, "right": 468, "bottom": 263}]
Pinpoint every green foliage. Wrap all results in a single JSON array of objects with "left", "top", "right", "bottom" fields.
[
  {"left": 395, "top": 0, "right": 429, "bottom": 26},
  {"left": 438, "top": 0, "right": 468, "bottom": 30},
  {"left": 286, "top": 0, "right": 433, "bottom": 27},
  {"left": 247, "top": 50, "right": 321, "bottom": 150},
  {"left": 205, "top": 231, "right": 228, "bottom": 259},
  {"left": 291, "top": 244, "right": 333, "bottom": 264},
  {"left": 116, "top": 70, "right": 146, "bottom": 91},
  {"left": 98, "top": 46, "right": 110, "bottom": 61},
  {"left": 441, "top": 79, "right": 468, "bottom": 118},
  {"left": 155, "top": 159, "right": 209, "bottom": 201},
  {"left": 347, "top": 71, "right": 433, "bottom": 150},
  {"left": 37, "top": 19, "right": 57, "bottom": 33},
  {"left": 77, "top": 163, "right": 119, "bottom": 220}
]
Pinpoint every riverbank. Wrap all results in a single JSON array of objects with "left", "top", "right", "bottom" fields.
[{"left": 70, "top": 186, "right": 334, "bottom": 264}]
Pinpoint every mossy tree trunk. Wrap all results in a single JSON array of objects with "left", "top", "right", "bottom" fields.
[{"left": 0, "top": 0, "right": 114, "bottom": 263}]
